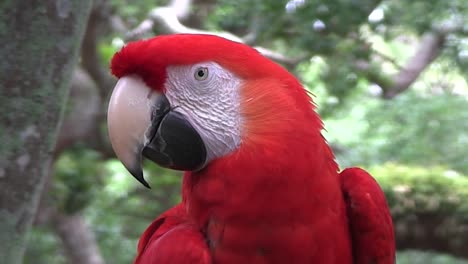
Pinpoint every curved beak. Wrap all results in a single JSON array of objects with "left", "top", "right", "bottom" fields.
[{"left": 107, "top": 76, "right": 207, "bottom": 188}]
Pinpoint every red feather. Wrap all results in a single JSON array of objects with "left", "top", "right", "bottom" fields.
[
  {"left": 340, "top": 168, "right": 396, "bottom": 264},
  {"left": 134, "top": 204, "right": 211, "bottom": 264},
  {"left": 111, "top": 34, "right": 395, "bottom": 264}
]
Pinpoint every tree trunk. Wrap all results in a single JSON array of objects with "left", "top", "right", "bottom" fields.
[
  {"left": 0, "top": 1, "right": 92, "bottom": 263},
  {"left": 52, "top": 212, "right": 105, "bottom": 264}
]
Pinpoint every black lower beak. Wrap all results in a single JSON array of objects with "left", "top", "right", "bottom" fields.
[
  {"left": 134, "top": 95, "right": 206, "bottom": 187},
  {"left": 143, "top": 110, "right": 207, "bottom": 170}
]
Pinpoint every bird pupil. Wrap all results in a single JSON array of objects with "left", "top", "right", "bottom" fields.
[{"left": 198, "top": 70, "right": 205, "bottom": 77}]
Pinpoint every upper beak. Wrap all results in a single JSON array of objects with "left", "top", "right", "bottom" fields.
[{"left": 107, "top": 76, "right": 207, "bottom": 188}]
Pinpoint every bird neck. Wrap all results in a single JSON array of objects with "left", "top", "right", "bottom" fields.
[{"left": 182, "top": 120, "right": 340, "bottom": 229}]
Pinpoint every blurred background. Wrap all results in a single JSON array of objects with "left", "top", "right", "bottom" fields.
[{"left": 2, "top": 0, "right": 467, "bottom": 263}]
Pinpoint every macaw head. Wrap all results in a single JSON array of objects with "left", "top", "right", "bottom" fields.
[{"left": 108, "top": 34, "right": 326, "bottom": 187}]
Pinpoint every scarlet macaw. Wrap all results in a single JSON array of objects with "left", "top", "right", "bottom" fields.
[{"left": 107, "top": 34, "right": 395, "bottom": 264}]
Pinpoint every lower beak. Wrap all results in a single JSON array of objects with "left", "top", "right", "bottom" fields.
[{"left": 107, "top": 76, "right": 207, "bottom": 188}]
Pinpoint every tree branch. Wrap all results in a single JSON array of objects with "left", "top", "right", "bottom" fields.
[
  {"left": 81, "top": 1, "right": 116, "bottom": 101},
  {"left": 382, "top": 32, "right": 445, "bottom": 99},
  {"left": 51, "top": 212, "right": 105, "bottom": 264},
  {"left": 372, "top": 49, "right": 404, "bottom": 71},
  {"left": 54, "top": 67, "right": 114, "bottom": 159},
  {"left": 380, "top": 21, "right": 466, "bottom": 99},
  {"left": 125, "top": 0, "right": 305, "bottom": 67}
]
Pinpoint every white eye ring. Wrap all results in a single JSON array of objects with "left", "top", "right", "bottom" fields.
[{"left": 194, "top": 67, "right": 209, "bottom": 81}]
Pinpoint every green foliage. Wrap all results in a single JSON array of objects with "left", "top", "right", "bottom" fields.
[
  {"left": 367, "top": 93, "right": 468, "bottom": 173},
  {"left": 85, "top": 159, "right": 182, "bottom": 263},
  {"left": 298, "top": 57, "right": 371, "bottom": 117},
  {"left": 24, "top": 227, "right": 65, "bottom": 264},
  {"left": 371, "top": 164, "right": 468, "bottom": 264},
  {"left": 397, "top": 250, "right": 468, "bottom": 264},
  {"left": 53, "top": 147, "right": 105, "bottom": 214},
  {"left": 327, "top": 91, "right": 468, "bottom": 174},
  {"left": 110, "top": 0, "right": 166, "bottom": 22},
  {"left": 370, "top": 163, "right": 468, "bottom": 217},
  {"left": 383, "top": 0, "right": 467, "bottom": 35},
  {"left": 207, "top": 0, "right": 377, "bottom": 58},
  {"left": 208, "top": 0, "right": 467, "bottom": 107},
  {"left": 98, "top": 42, "right": 120, "bottom": 65}
]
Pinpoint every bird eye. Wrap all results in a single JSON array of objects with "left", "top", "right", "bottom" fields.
[{"left": 194, "top": 67, "right": 208, "bottom": 81}]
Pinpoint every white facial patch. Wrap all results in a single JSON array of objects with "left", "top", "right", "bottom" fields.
[{"left": 164, "top": 62, "right": 242, "bottom": 163}]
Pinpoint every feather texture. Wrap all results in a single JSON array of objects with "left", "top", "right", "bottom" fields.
[
  {"left": 134, "top": 204, "right": 211, "bottom": 264},
  {"left": 340, "top": 168, "right": 396, "bottom": 264},
  {"left": 111, "top": 34, "right": 395, "bottom": 264}
]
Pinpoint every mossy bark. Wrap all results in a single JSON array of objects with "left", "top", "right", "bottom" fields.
[{"left": 0, "top": 1, "right": 92, "bottom": 263}]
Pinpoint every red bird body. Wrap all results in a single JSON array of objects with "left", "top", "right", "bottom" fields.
[{"left": 110, "top": 34, "right": 395, "bottom": 264}]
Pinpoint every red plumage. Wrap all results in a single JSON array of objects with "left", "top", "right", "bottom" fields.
[{"left": 111, "top": 34, "right": 395, "bottom": 264}]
